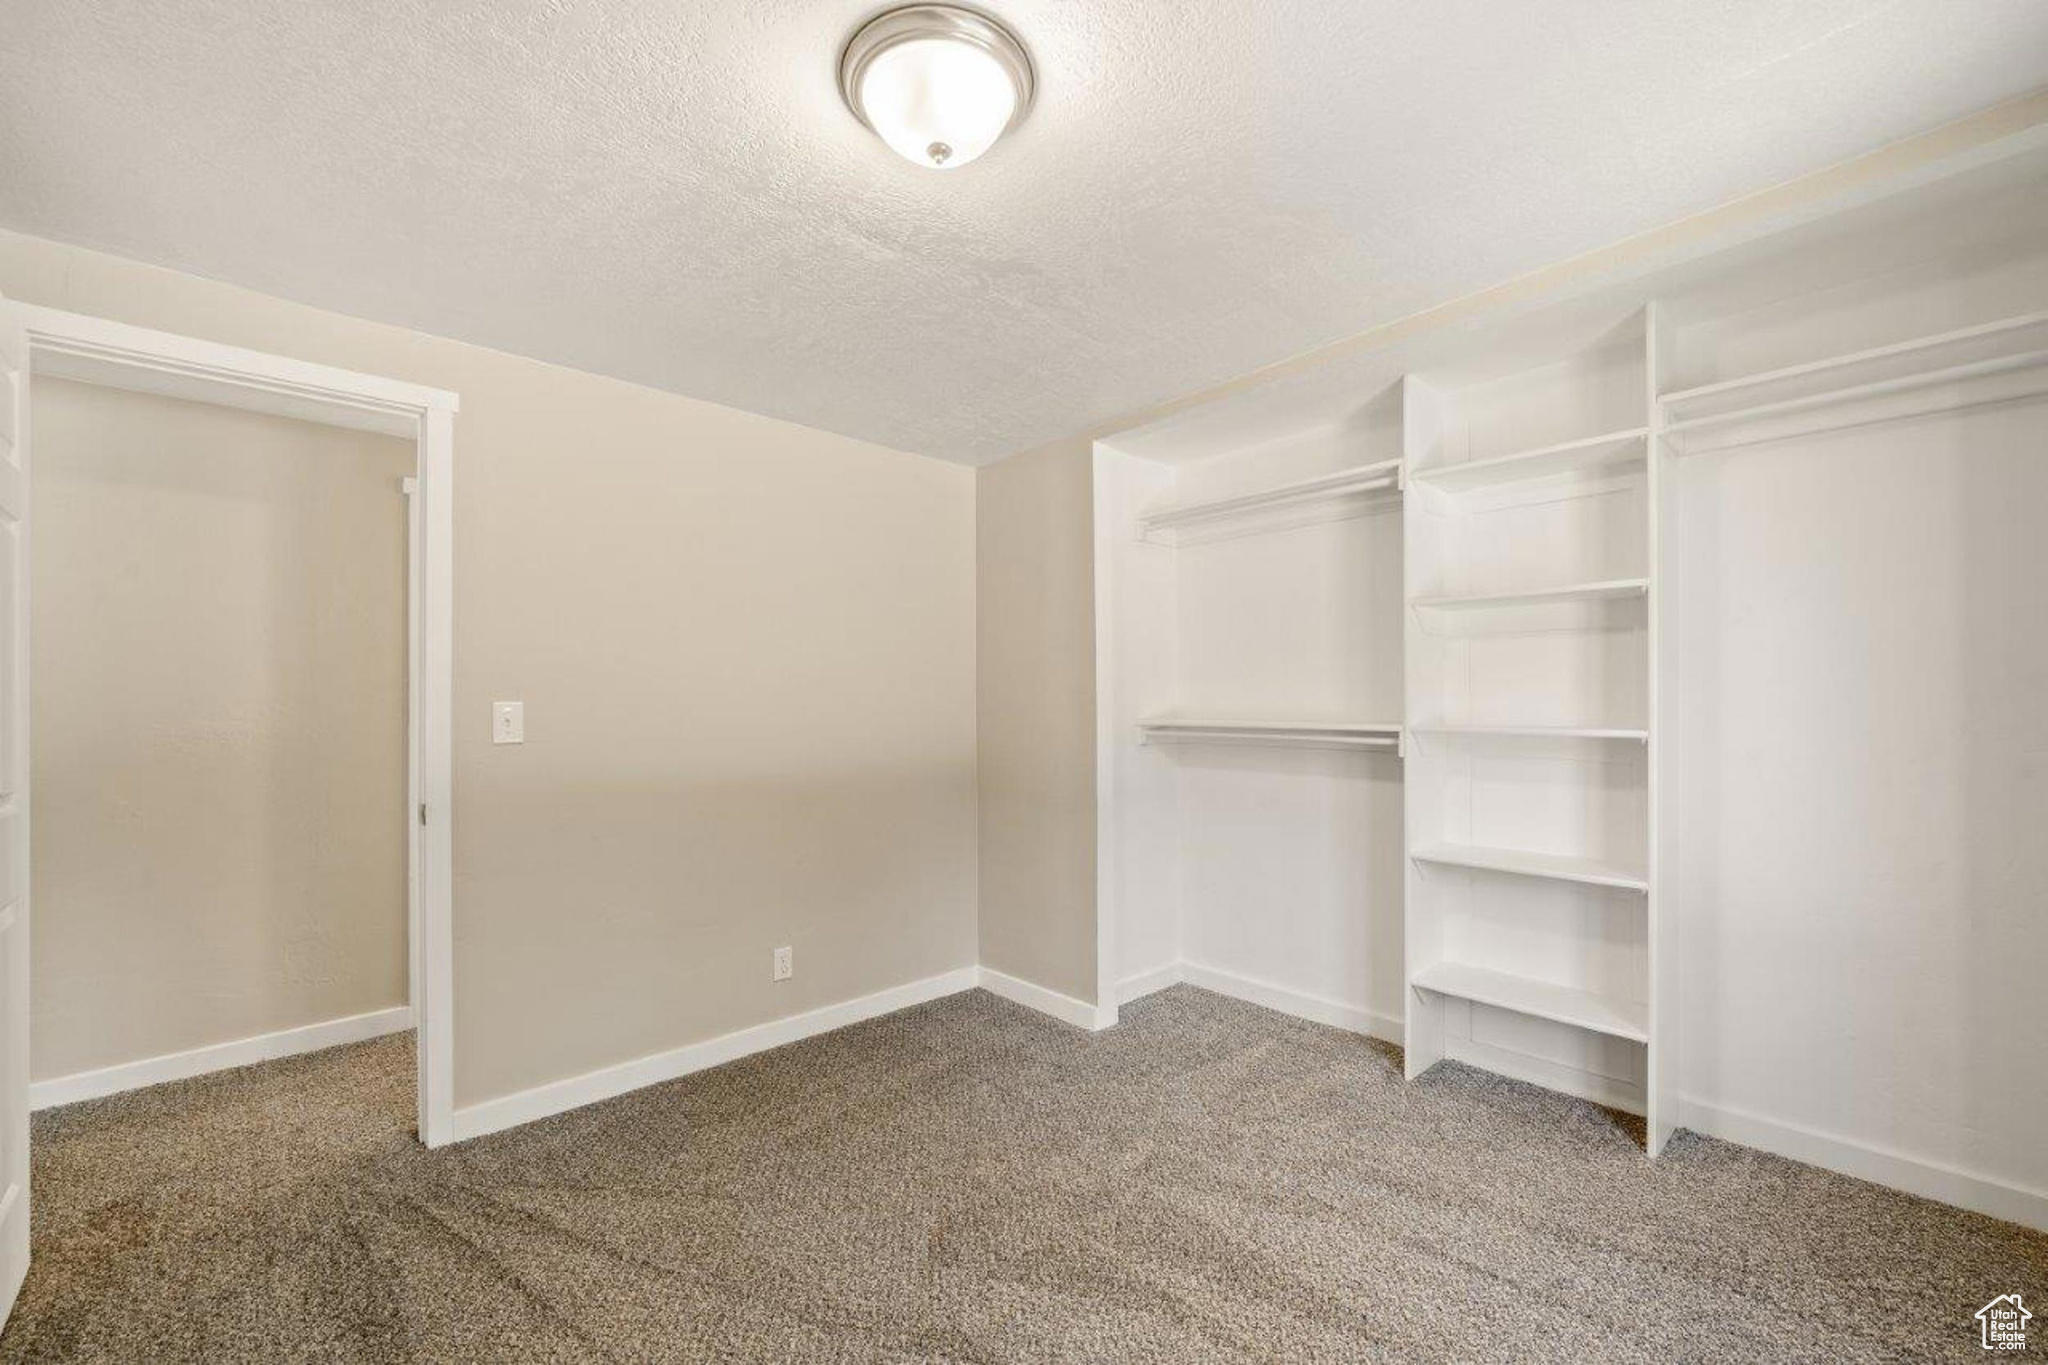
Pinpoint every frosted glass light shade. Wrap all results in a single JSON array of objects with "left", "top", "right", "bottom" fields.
[{"left": 841, "top": 6, "right": 1034, "bottom": 170}]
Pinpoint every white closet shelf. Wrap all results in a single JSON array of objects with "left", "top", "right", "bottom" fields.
[
  {"left": 1409, "top": 428, "right": 1646, "bottom": 492},
  {"left": 1410, "top": 577, "right": 1648, "bottom": 612},
  {"left": 1660, "top": 310, "right": 2048, "bottom": 437},
  {"left": 1409, "top": 724, "right": 1648, "bottom": 742},
  {"left": 1411, "top": 842, "right": 1648, "bottom": 891},
  {"left": 1138, "top": 717, "right": 1402, "bottom": 750},
  {"left": 1411, "top": 961, "right": 1649, "bottom": 1043},
  {"left": 1138, "top": 457, "right": 1401, "bottom": 534}
]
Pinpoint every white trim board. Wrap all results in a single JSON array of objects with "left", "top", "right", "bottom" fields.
[
  {"left": 452, "top": 964, "right": 1122, "bottom": 1144},
  {"left": 977, "top": 966, "right": 1115, "bottom": 1031},
  {"left": 1115, "top": 961, "right": 1184, "bottom": 1006},
  {"left": 30, "top": 1006, "right": 413, "bottom": 1111},
  {"left": 1117, "top": 960, "right": 1403, "bottom": 1047},
  {"left": 1677, "top": 1097, "right": 2048, "bottom": 1234},
  {"left": 451, "top": 967, "right": 982, "bottom": 1143},
  {"left": 448, "top": 949, "right": 2048, "bottom": 1234},
  {"left": 1182, "top": 963, "right": 1404, "bottom": 1045},
  {"left": 19, "top": 304, "right": 456, "bottom": 436},
  {"left": 1440, "top": 1032, "right": 1646, "bottom": 1117}
]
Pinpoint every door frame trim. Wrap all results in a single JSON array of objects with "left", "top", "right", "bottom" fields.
[{"left": 13, "top": 302, "right": 460, "bottom": 1147}]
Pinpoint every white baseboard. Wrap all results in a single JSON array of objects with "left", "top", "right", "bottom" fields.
[
  {"left": 1441, "top": 1034, "right": 1645, "bottom": 1116},
  {"left": 450, "top": 966, "right": 980, "bottom": 1143},
  {"left": 1178, "top": 961, "right": 1404, "bottom": 1046},
  {"left": 1115, "top": 960, "right": 1184, "bottom": 1005},
  {"left": 1679, "top": 1095, "right": 2048, "bottom": 1233},
  {"left": 125, "top": 963, "right": 2023, "bottom": 1236},
  {"left": 31, "top": 1004, "right": 414, "bottom": 1111},
  {"left": 976, "top": 966, "right": 1115, "bottom": 1030}
]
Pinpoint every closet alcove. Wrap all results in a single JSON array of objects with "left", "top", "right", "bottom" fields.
[{"left": 1093, "top": 143, "right": 2048, "bottom": 1156}]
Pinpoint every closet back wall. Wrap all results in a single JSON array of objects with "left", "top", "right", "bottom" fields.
[
  {"left": 32, "top": 379, "right": 411, "bottom": 1083},
  {"left": 0, "top": 229, "right": 979, "bottom": 1116},
  {"left": 1673, "top": 378, "right": 2048, "bottom": 1196}
]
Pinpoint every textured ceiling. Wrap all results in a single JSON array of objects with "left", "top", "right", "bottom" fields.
[{"left": 3, "top": 1, "right": 2047, "bottom": 464}]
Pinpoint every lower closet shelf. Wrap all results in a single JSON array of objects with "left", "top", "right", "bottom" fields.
[
  {"left": 1410, "top": 842, "right": 1648, "bottom": 891},
  {"left": 1410, "top": 962, "right": 1649, "bottom": 1043}
]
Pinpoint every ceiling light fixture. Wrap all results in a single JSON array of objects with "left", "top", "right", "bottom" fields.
[{"left": 839, "top": 4, "right": 1034, "bottom": 170}]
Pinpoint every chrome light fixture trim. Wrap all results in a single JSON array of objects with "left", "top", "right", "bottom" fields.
[{"left": 839, "top": 4, "right": 1036, "bottom": 166}]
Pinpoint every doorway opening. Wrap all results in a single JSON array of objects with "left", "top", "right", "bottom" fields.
[
  {"left": 32, "top": 377, "right": 415, "bottom": 1123},
  {"left": 5, "top": 303, "right": 456, "bottom": 1158}
]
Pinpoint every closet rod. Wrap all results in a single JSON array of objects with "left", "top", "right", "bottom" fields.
[
  {"left": 1666, "top": 380, "right": 2048, "bottom": 455},
  {"left": 1138, "top": 459, "right": 1402, "bottom": 533}
]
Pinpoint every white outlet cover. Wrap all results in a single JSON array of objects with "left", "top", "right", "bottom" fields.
[{"left": 772, "top": 946, "right": 793, "bottom": 981}]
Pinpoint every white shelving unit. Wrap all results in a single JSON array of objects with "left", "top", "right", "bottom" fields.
[{"left": 1401, "top": 305, "right": 1673, "bottom": 1149}]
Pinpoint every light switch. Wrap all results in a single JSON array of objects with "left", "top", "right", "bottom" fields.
[{"left": 492, "top": 701, "right": 525, "bottom": 745}]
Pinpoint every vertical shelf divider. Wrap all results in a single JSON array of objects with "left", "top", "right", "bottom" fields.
[
  {"left": 1400, "top": 373, "right": 1447, "bottom": 1081},
  {"left": 1646, "top": 301, "right": 1680, "bottom": 1156}
]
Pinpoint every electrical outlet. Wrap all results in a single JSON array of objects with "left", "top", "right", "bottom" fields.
[{"left": 772, "top": 946, "right": 793, "bottom": 982}]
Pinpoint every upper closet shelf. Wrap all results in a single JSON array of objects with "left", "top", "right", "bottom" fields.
[
  {"left": 1661, "top": 310, "right": 2048, "bottom": 452},
  {"left": 1137, "top": 717, "right": 1402, "bottom": 751},
  {"left": 1409, "top": 428, "right": 1646, "bottom": 494},
  {"left": 1137, "top": 457, "right": 1401, "bottom": 537},
  {"left": 1410, "top": 577, "right": 1648, "bottom": 612}
]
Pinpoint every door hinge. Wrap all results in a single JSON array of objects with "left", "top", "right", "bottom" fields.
[{"left": 420, "top": 802, "right": 428, "bottom": 826}]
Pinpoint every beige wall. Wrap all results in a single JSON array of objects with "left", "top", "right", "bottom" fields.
[
  {"left": 974, "top": 438, "right": 1097, "bottom": 1002},
  {"left": 1, "top": 230, "right": 979, "bottom": 1109},
  {"left": 31, "top": 379, "right": 412, "bottom": 1081}
]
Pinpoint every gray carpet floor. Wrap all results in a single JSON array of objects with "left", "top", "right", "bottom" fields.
[{"left": 3, "top": 984, "right": 2042, "bottom": 1362}]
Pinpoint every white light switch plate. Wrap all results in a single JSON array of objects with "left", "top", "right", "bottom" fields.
[{"left": 492, "top": 701, "right": 525, "bottom": 745}]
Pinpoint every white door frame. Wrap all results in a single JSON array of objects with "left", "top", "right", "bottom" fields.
[{"left": 10, "top": 302, "right": 459, "bottom": 1148}]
